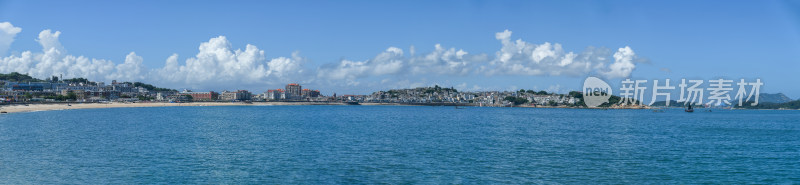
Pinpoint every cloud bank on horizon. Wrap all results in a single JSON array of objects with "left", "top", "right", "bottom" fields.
[{"left": 0, "top": 21, "right": 643, "bottom": 91}]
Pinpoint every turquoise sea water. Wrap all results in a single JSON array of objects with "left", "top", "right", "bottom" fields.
[{"left": 0, "top": 105, "right": 798, "bottom": 184}]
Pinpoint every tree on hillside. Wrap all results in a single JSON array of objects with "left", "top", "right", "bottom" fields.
[
  {"left": 0, "top": 72, "right": 44, "bottom": 82},
  {"left": 123, "top": 82, "right": 177, "bottom": 92},
  {"left": 504, "top": 96, "right": 529, "bottom": 105},
  {"left": 66, "top": 92, "right": 77, "bottom": 100},
  {"left": 62, "top": 77, "right": 96, "bottom": 85},
  {"left": 536, "top": 90, "right": 549, "bottom": 95},
  {"left": 568, "top": 91, "right": 583, "bottom": 99}
]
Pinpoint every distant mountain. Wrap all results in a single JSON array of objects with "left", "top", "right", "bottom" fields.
[
  {"left": 737, "top": 99, "right": 800, "bottom": 109},
  {"left": 758, "top": 93, "right": 793, "bottom": 104}
]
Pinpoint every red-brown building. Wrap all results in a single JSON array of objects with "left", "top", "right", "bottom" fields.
[{"left": 180, "top": 91, "right": 218, "bottom": 101}]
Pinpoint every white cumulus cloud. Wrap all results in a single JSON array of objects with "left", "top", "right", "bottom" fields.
[
  {"left": 409, "top": 44, "right": 487, "bottom": 75},
  {"left": 318, "top": 29, "right": 640, "bottom": 89},
  {"left": 484, "top": 29, "right": 640, "bottom": 79},
  {"left": 602, "top": 46, "right": 636, "bottom": 78},
  {"left": 1, "top": 29, "right": 119, "bottom": 81},
  {"left": 108, "top": 52, "right": 147, "bottom": 81},
  {"left": 317, "top": 44, "right": 486, "bottom": 83},
  {"left": 152, "top": 36, "right": 307, "bottom": 89},
  {"left": 1, "top": 26, "right": 308, "bottom": 90},
  {"left": 37, "top": 29, "right": 64, "bottom": 53},
  {"left": 0, "top": 22, "right": 23, "bottom": 56},
  {"left": 317, "top": 47, "right": 406, "bottom": 81},
  {"left": 1, "top": 22, "right": 646, "bottom": 92}
]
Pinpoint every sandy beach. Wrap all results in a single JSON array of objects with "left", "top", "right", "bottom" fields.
[
  {"left": 0, "top": 102, "right": 350, "bottom": 114},
  {"left": 0, "top": 101, "right": 656, "bottom": 114}
]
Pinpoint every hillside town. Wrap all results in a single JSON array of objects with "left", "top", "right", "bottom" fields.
[
  {"left": 364, "top": 85, "right": 580, "bottom": 107},
  {"left": 0, "top": 72, "right": 584, "bottom": 107}
]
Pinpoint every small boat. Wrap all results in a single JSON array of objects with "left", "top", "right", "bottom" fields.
[
  {"left": 685, "top": 104, "right": 694, "bottom": 112},
  {"left": 455, "top": 106, "right": 465, "bottom": 109},
  {"left": 346, "top": 101, "right": 360, "bottom": 105}
]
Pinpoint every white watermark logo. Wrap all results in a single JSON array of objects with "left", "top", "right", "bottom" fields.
[
  {"left": 583, "top": 77, "right": 612, "bottom": 108},
  {"left": 582, "top": 77, "right": 763, "bottom": 107},
  {"left": 619, "top": 78, "right": 763, "bottom": 107}
]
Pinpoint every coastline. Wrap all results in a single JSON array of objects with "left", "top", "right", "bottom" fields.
[
  {"left": 0, "top": 102, "right": 349, "bottom": 114},
  {"left": 0, "top": 101, "right": 653, "bottom": 114},
  {"left": 1, "top": 102, "right": 791, "bottom": 114}
]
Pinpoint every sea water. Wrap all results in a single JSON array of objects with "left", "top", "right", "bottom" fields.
[{"left": 0, "top": 106, "right": 798, "bottom": 184}]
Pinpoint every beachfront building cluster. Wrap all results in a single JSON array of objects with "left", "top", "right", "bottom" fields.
[
  {"left": 0, "top": 80, "right": 324, "bottom": 104},
  {"left": 174, "top": 90, "right": 254, "bottom": 102},
  {"left": 1, "top": 73, "right": 579, "bottom": 106},
  {"left": 174, "top": 83, "right": 326, "bottom": 102},
  {"left": 0, "top": 78, "right": 172, "bottom": 102},
  {"left": 264, "top": 83, "right": 323, "bottom": 101},
  {"left": 0, "top": 73, "right": 325, "bottom": 103}
]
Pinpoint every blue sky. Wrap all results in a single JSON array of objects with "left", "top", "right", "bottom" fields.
[{"left": 1, "top": 0, "right": 799, "bottom": 98}]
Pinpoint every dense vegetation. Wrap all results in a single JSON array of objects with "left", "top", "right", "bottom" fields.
[
  {"left": 41, "top": 92, "right": 77, "bottom": 101},
  {"left": 0, "top": 72, "right": 176, "bottom": 92},
  {"left": 504, "top": 96, "right": 529, "bottom": 105},
  {"left": 568, "top": 91, "right": 587, "bottom": 107},
  {"left": 0, "top": 72, "right": 44, "bottom": 82},
  {"left": 124, "top": 82, "right": 177, "bottom": 92},
  {"left": 519, "top": 89, "right": 551, "bottom": 95},
  {"left": 423, "top": 85, "right": 458, "bottom": 94},
  {"left": 597, "top": 95, "right": 622, "bottom": 107}
]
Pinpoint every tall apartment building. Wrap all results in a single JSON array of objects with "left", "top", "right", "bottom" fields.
[
  {"left": 266, "top": 89, "right": 285, "bottom": 100},
  {"left": 302, "top": 89, "right": 320, "bottom": 98},
  {"left": 221, "top": 90, "right": 252, "bottom": 101},
  {"left": 285, "top": 83, "right": 301, "bottom": 99}
]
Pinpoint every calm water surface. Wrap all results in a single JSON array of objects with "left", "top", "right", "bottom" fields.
[{"left": 0, "top": 106, "right": 798, "bottom": 184}]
